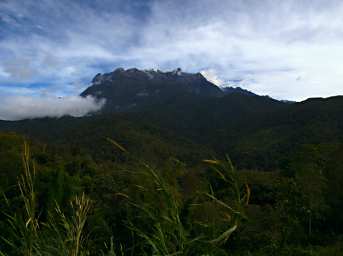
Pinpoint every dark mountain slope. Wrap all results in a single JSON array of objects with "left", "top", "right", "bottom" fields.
[
  {"left": 138, "top": 93, "right": 287, "bottom": 143},
  {"left": 1, "top": 67, "right": 343, "bottom": 170},
  {"left": 222, "top": 86, "right": 257, "bottom": 96},
  {"left": 2, "top": 94, "right": 343, "bottom": 171},
  {"left": 229, "top": 96, "right": 343, "bottom": 169},
  {"left": 81, "top": 68, "right": 223, "bottom": 112}
]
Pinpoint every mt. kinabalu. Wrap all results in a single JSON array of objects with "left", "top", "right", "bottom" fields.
[{"left": 80, "top": 67, "right": 257, "bottom": 112}]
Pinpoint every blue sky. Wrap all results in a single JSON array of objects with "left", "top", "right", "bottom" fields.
[{"left": 1, "top": 0, "right": 343, "bottom": 119}]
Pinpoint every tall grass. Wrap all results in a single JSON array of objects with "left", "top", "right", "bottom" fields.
[
  {"left": 128, "top": 165, "right": 199, "bottom": 255},
  {"left": 38, "top": 193, "right": 92, "bottom": 256},
  {"left": 1, "top": 143, "right": 92, "bottom": 256},
  {"left": 127, "top": 158, "right": 249, "bottom": 255},
  {"left": 106, "top": 137, "right": 250, "bottom": 254},
  {"left": 1, "top": 142, "right": 39, "bottom": 255},
  {"left": 203, "top": 157, "right": 250, "bottom": 245}
]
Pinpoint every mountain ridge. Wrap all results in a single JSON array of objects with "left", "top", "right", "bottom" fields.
[{"left": 80, "top": 67, "right": 258, "bottom": 112}]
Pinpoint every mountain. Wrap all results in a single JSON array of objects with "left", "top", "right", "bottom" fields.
[
  {"left": 222, "top": 86, "right": 257, "bottom": 96},
  {"left": 81, "top": 67, "right": 223, "bottom": 112},
  {"left": 2, "top": 93, "right": 343, "bottom": 171},
  {"left": 1, "top": 67, "right": 343, "bottom": 170}
]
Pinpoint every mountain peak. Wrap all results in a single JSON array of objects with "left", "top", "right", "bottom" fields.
[
  {"left": 88, "top": 67, "right": 215, "bottom": 86},
  {"left": 82, "top": 67, "right": 260, "bottom": 114},
  {"left": 81, "top": 67, "right": 223, "bottom": 112}
]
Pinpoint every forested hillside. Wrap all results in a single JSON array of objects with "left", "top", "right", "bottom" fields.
[{"left": 1, "top": 91, "right": 343, "bottom": 255}]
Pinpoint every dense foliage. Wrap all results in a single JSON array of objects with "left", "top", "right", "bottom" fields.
[{"left": 1, "top": 94, "right": 343, "bottom": 255}]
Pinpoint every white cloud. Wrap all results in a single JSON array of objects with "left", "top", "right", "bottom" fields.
[
  {"left": 127, "top": 0, "right": 343, "bottom": 101},
  {"left": 0, "top": 95, "right": 105, "bottom": 121},
  {"left": 1, "top": 0, "right": 343, "bottom": 102}
]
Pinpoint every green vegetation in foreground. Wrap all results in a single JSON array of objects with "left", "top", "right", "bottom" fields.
[{"left": 0, "top": 133, "right": 343, "bottom": 255}]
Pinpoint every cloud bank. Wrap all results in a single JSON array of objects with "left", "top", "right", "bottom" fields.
[
  {"left": 0, "top": 96, "right": 105, "bottom": 121},
  {"left": 1, "top": 0, "right": 343, "bottom": 111}
]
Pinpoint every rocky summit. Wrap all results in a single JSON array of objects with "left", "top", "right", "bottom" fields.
[{"left": 80, "top": 67, "right": 257, "bottom": 112}]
